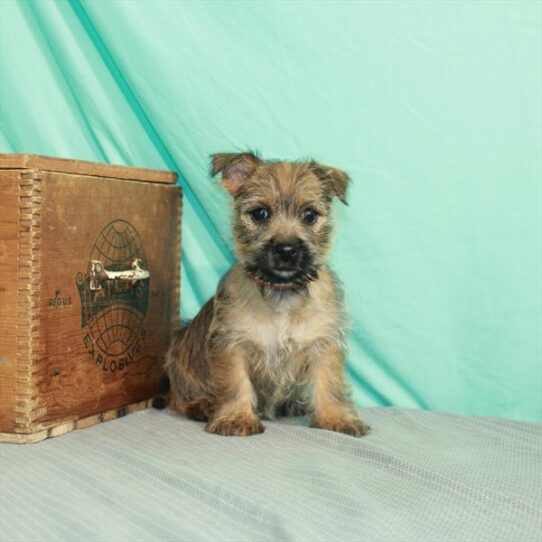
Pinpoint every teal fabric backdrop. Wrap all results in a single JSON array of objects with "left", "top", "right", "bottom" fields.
[{"left": 1, "top": 0, "right": 540, "bottom": 421}]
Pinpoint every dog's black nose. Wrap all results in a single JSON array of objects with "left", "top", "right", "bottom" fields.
[{"left": 274, "top": 243, "right": 298, "bottom": 262}]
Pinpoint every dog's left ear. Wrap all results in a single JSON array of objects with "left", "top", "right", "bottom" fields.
[
  {"left": 210, "top": 152, "right": 262, "bottom": 196},
  {"left": 310, "top": 162, "right": 350, "bottom": 205}
]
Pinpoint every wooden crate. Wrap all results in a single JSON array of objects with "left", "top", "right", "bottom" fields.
[{"left": 0, "top": 154, "right": 182, "bottom": 443}]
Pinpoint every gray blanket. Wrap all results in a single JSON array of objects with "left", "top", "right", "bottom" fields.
[{"left": 0, "top": 408, "right": 540, "bottom": 542}]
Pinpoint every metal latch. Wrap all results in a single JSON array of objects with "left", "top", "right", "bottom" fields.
[{"left": 89, "top": 258, "right": 150, "bottom": 291}]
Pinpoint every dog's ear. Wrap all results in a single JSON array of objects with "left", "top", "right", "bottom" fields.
[
  {"left": 310, "top": 162, "right": 350, "bottom": 205},
  {"left": 210, "top": 152, "right": 262, "bottom": 196}
]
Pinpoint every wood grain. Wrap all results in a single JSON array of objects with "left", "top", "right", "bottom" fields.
[
  {"left": 0, "top": 399, "right": 152, "bottom": 444},
  {"left": 0, "top": 157, "right": 182, "bottom": 443},
  {"left": 0, "top": 154, "right": 177, "bottom": 184},
  {"left": 0, "top": 170, "right": 32, "bottom": 432}
]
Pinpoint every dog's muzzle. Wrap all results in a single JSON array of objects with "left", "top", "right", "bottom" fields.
[{"left": 245, "top": 239, "right": 318, "bottom": 289}]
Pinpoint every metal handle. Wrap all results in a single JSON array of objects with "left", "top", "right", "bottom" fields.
[{"left": 89, "top": 258, "right": 150, "bottom": 291}]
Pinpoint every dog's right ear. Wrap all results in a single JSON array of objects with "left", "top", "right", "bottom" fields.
[
  {"left": 210, "top": 152, "right": 262, "bottom": 196},
  {"left": 310, "top": 162, "right": 350, "bottom": 205}
]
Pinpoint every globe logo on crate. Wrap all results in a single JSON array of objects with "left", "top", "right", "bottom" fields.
[{"left": 76, "top": 220, "right": 150, "bottom": 373}]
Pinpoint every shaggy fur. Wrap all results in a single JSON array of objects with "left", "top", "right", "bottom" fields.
[{"left": 164, "top": 152, "right": 369, "bottom": 437}]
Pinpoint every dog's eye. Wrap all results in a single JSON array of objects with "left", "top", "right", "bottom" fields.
[
  {"left": 301, "top": 208, "right": 319, "bottom": 225},
  {"left": 249, "top": 207, "right": 270, "bottom": 223}
]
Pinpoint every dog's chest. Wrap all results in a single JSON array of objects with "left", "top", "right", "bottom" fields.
[
  {"left": 252, "top": 309, "right": 298, "bottom": 353},
  {"left": 236, "top": 296, "right": 336, "bottom": 356}
]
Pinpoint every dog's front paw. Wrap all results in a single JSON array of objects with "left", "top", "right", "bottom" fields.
[
  {"left": 313, "top": 415, "right": 370, "bottom": 438},
  {"left": 206, "top": 414, "right": 264, "bottom": 437}
]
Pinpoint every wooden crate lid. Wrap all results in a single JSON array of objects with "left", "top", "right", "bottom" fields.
[{"left": 0, "top": 154, "right": 177, "bottom": 184}]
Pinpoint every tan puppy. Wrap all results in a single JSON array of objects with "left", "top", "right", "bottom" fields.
[{"left": 164, "top": 152, "right": 369, "bottom": 437}]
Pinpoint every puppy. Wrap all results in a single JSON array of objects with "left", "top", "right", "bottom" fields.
[{"left": 164, "top": 152, "right": 369, "bottom": 437}]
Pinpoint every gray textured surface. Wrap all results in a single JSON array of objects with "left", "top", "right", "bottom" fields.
[{"left": 0, "top": 407, "right": 540, "bottom": 542}]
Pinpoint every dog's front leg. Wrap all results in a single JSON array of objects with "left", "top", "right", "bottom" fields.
[
  {"left": 309, "top": 346, "right": 370, "bottom": 437},
  {"left": 205, "top": 346, "right": 264, "bottom": 436}
]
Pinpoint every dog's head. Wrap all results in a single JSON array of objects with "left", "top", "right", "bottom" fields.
[{"left": 211, "top": 152, "right": 350, "bottom": 288}]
